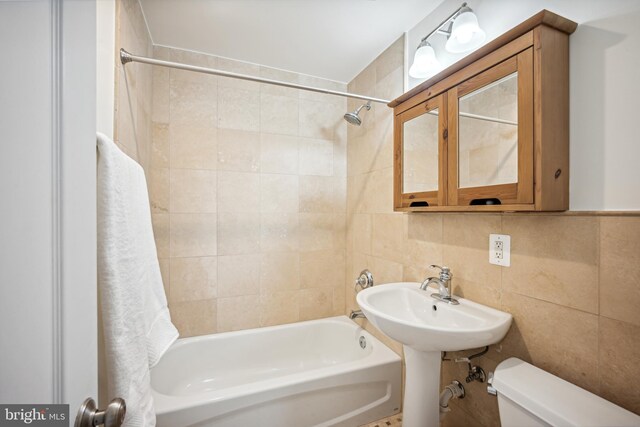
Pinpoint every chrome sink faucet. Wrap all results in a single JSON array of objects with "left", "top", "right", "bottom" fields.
[{"left": 420, "top": 265, "right": 459, "bottom": 305}]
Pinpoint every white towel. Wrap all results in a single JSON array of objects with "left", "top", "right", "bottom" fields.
[{"left": 97, "top": 133, "right": 179, "bottom": 427}]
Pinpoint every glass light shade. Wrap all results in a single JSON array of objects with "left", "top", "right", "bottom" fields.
[
  {"left": 409, "top": 43, "right": 441, "bottom": 79},
  {"left": 445, "top": 10, "right": 486, "bottom": 53}
]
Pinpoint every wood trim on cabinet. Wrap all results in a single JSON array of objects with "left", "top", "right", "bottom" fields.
[
  {"left": 446, "top": 86, "right": 458, "bottom": 206},
  {"left": 447, "top": 51, "right": 534, "bottom": 207},
  {"left": 393, "top": 31, "right": 534, "bottom": 114},
  {"left": 395, "top": 204, "right": 536, "bottom": 212},
  {"left": 394, "top": 95, "right": 447, "bottom": 210},
  {"left": 533, "top": 25, "right": 570, "bottom": 211},
  {"left": 439, "top": 94, "right": 448, "bottom": 207},
  {"left": 393, "top": 110, "right": 402, "bottom": 209},
  {"left": 516, "top": 47, "right": 534, "bottom": 204},
  {"left": 457, "top": 55, "right": 517, "bottom": 97},
  {"left": 457, "top": 183, "right": 518, "bottom": 204}
]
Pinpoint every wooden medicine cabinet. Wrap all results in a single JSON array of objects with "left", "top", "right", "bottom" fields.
[{"left": 391, "top": 11, "right": 577, "bottom": 212}]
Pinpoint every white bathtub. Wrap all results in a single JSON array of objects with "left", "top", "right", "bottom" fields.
[{"left": 151, "top": 316, "right": 402, "bottom": 427}]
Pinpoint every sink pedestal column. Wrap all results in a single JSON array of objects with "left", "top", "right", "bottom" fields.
[{"left": 402, "top": 346, "right": 441, "bottom": 427}]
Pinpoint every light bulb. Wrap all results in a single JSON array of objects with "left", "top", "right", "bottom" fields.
[
  {"left": 409, "top": 42, "right": 441, "bottom": 79},
  {"left": 455, "top": 27, "right": 474, "bottom": 44},
  {"left": 445, "top": 8, "right": 486, "bottom": 53}
]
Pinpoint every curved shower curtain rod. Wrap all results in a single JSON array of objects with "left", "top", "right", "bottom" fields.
[{"left": 119, "top": 49, "right": 391, "bottom": 105}]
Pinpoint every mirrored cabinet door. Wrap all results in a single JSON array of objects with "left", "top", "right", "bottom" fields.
[
  {"left": 448, "top": 48, "right": 534, "bottom": 206},
  {"left": 394, "top": 94, "right": 447, "bottom": 208},
  {"left": 403, "top": 108, "right": 439, "bottom": 193},
  {"left": 458, "top": 72, "right": 518, "bottom": 189}
]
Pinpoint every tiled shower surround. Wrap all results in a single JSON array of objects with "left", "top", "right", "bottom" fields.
[
  {"left": 114, "top": 1, "right": 640, "bottom": 423},
  {"left": 146, "top": 45, "right": 348, "bottom": 336}
]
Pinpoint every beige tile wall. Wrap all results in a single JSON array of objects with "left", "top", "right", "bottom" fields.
[
  {"left": 148, "top": 45, "right": 348, "bottom": 336},
  {"left": 346, "top": 35, "right": 640, "bottom": 423},
  {"left": 346, "top": 36, "right": 407, "bottom": 358},
  {"left": 114, "top": 0, "right": 153, "bottom": 172}
]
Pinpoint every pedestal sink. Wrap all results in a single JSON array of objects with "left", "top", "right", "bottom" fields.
[{"left": 356, "top": 282, "right": 512, "bottom": 427}]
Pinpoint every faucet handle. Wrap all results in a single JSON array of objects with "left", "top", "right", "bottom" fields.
[
  {"left": 429, "top": 265, "right": 452, "bottom": 280},
  {"left": 487, "top": 372, "right": 497, "bottom": 396},
  {"left": 429, "top": 264, "right": 451, "bottom": 274},
  {"left": 354, "top": 269, "right": 374, "bottom": 292}
]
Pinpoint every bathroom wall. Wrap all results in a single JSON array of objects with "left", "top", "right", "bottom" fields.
[
  {"left": 148, "top": 46, "right": 348, "bottom": 336},
  {"left": 346, "top": 35, "right": 640, "bottom": 424},
  {"left": 346, "top": 36, "right": 406, "bottom": 357},
  {"left": 114, "top": 0, "right": 153, "bottom": 171}
]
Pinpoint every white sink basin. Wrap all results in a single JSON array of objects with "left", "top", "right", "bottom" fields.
[
  {"left": 356, "top": 282, "right": 512, "bottom": 352},
  {"left": 356, "top": 282, "right": 513, "bottom": 427}
]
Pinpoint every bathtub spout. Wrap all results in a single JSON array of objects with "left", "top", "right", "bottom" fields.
[{"left": 349, "top": 310, "right": 366, "bottom": 320}]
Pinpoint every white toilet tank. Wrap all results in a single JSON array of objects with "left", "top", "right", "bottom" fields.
[{"left": 492, "top": 358, "right": 640, "bottom": 427}]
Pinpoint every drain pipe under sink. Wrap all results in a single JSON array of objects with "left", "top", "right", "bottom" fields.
[{"left": 439, "top": 380, "right": 465, "bottom": 417}]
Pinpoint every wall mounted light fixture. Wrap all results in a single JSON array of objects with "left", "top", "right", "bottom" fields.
[
  {"left": 408, "top": 40, "right": 441, "bottom": 79},
  {"left": 409, "top": 2, "right": 486, "bottom": 79},
  {"left": 445, "top": 5, "right": 486, "bottom": 53}
]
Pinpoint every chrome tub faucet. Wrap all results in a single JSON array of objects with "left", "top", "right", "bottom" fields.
[{"left": 349, "top": 310, "right": 366, "bottom": 320}]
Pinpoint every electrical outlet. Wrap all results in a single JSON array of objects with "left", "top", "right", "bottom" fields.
[{"left": 489, "top": 234, "right": 511, "bottom": 266}]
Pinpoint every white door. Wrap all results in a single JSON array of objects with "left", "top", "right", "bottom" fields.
[{"left": 0, "top": 0, "right": 98, "bottom": 424}]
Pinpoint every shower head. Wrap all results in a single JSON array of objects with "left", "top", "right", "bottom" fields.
[
  {"left": 344, "top": 102, "right": 371, "bottom": 126},
  {"left": 344, "top": 111, "right": 362, "bottom": 126}
]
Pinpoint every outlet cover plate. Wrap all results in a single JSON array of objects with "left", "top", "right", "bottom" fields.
[{"left": 489, "top": 234, "right": 511, "bottom": 266}]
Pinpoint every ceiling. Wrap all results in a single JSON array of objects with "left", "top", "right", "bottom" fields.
[{"left": 138, "top": 0, "right": 444, "bottom": 83}]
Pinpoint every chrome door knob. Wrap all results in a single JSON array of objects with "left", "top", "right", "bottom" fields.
[{"left": 75, "top": 397, "right": 126, "bottom": 427}]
